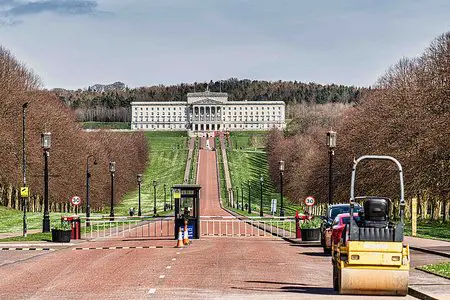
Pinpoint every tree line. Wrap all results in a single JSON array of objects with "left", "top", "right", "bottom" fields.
[
  {"left": 0, "top": 45, "right": 148, "bottom": 212},
  {"left": 53, "top": 79, "right": 365, "bottom": 122},
  {"left": 266, "top": 32, "right": 450, "bottom": 222}
]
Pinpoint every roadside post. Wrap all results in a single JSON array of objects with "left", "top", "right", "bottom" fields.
[
  {"left": 412, "top": 197, "right": 417, "bottom": 237},
  {"left": 295, "top": 210, "right": 301, "bottom": 238}
]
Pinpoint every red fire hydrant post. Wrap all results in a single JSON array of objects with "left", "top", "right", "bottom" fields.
[{"left": 295, "top": 211, "right": 301, "bottom": 239}]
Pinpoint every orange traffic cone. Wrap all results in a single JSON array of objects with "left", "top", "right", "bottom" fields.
[
  {"left": 176, "top": 227, "right": 184, "bottom": 248},
  {"left": 183, "top": 223, "right": 190, "bottom": 246}
]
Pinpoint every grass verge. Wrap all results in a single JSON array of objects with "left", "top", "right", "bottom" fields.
[
  {"left": 404, "top": 220, "right": 450, "bottom": 241},
  {"left": 115, "top": 131, "right": 188, "bottom": 215},
  {"left": 226, "top": 132, "right": 303, "bottom": 216},
  {"left": 417, "top": 262, "right": 450, "bottom": 279}
]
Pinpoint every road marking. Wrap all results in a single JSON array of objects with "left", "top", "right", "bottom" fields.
[
  {"left": 72, "top": 246, "right": 165, "bottom": 251},
  {"left": 176, "top": 252, "right": 180, "bottom": 254},
  {"left": 1, "top": 247, "right": 55, "bottom": 251},
  {"left": 159, "top": 275, "right": 165, "bottom": 279},
  {"left": 172, "top": 258, "right": 176, "bottom": 261},
  {"left": 148, "top": 288, "right": 156, "bottom": 294},
  {"left": 166, "top": 266, "right": 171, "bottom": 269}
]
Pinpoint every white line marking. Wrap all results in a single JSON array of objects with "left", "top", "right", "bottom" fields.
[
  {"left": 148, "top": 288, "right": 156, "bottom": 294},
  {"left": 172, "top": 258, "right": 176, "bottom": 261},
  {"left": 176, "top": 252, "right": 180, "bottom": 255},
  {"left": 166, "top": 266, "right": 171, "bottom": 269},
  {"left": 159, "top": 275, "right": 165, "bottom": 279}
]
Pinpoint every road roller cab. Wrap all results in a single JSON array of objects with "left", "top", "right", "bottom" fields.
[{"left": 332, "top": 155, "right": 409, "bottom": 296}]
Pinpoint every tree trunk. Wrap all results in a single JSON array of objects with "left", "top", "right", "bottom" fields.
[
  {"left": 432, "top": 199, "right": 442, "bottom": 221},
  {"left": 419, "top": 191, "right": 428, "bottom": 219}
]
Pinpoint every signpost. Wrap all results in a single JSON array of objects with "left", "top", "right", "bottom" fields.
[
  {"left": 20, "top": 187, "right": 29, "bottom": 198},
  {"left": 304, "top": 196, "right": 315, "bottom": 215},
  {"left": 70, "top": 195, "right": 82, "bottom": 214},
  {"left": 271, "top": 199, "right": 277, "bottom": 215}
]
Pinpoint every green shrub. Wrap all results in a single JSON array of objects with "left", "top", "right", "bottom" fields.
[
  {"left": 300, "top": 217, "right": 322, "bottom": 229},
  {"left": 53, "top": 221, "right": 71, "bottom": 231}
]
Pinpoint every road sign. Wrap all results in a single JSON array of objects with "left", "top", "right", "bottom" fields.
[
  {"left": 304, "top": 196, "right": 315, "bottom": 206},
  {"left": 271, "top": 199, "right": 277, "bottom": 214},
  {"left": 70, "top": 195, "right": 82, "bottom": 206},
  {"left": 20, "top": 187, "right": 29, "bottom": 198},
  {"left": 173, "top": 189, "right": 181, "bottom": 199}
]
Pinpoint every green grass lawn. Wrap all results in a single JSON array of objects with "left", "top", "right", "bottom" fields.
[
  {"left": 404, "top": 220, "right": 450, "bottom": 241},
  {"left": 82, "top": 122, "right": 131, "bottom": 129},
  {"left": 0, "top": 206, "right": 71, "bottom": 234},
  {"left": 114, "top": 131, "right": 188, "bottom": 215},
  {"left": 417, "top": 262, "right": 450, "bottom": 279},
  {"left": 226, "top": 132, "right": 303, "bottom": 217}
]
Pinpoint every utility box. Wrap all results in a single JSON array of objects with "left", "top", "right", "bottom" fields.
[{"left": 173, "top": 184, "right": 201, "bottom": 240}]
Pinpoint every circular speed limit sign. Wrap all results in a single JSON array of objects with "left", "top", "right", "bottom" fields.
[
  {"left": 304, "top": 196, "right": 316, "bottom": 206},
  {"left": 70, "top": 195, "right": 82, "bottom": 206}
]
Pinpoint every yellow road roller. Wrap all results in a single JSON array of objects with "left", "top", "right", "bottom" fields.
[{"left": 332, "top": 155, "right": 409, "bottom": 296}]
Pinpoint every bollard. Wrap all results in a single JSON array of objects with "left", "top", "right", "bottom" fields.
[{"left": 295, "top": 211, "right": 301, "bottom": 239}]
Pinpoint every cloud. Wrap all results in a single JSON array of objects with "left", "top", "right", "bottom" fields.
[{"left": 0, "top": 0, "right": 108, "bottom": 24}]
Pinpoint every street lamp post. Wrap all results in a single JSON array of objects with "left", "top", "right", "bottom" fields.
[
  {"left": 260, "top": 175, "right": 264, "bottom": 217},
  {"left": 170, "top": 185, "right": 173, "bottom": 210},
  {"left": 241, "top": 184, "right": 244, "bottom": 211},
  {"left": 153, "top": 180, "right": 157, "bottom": 215},
  {"left": 326, "top": 130, "right": 337, "bottom": 205},
  {"left": 137, "top": 174, "right": 142, "bottom": 216},
  {"left": 41, "top": 132, "right": 51, "bottom": 233},
  {"left": 109, "top": 161, "right": 116, "bottom": 221},
  {"left": 22, "top": 103, "right": 28, "bottom": 237},
  {"left": 247, "top": 180, "right": 251, "bottom": 214},
  {"left": 279, "top": 160, "right": 285, "bottom": 217},
  {"left": 86, "top": 155, "right": 97, "bottom": 226},
  {"left": 164, "top": 184, "right": 167, "bottom": 211}
]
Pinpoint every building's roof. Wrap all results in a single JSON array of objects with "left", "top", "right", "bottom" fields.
[{"left": 187, "top": 91, "right": 228, "bottom": 97}]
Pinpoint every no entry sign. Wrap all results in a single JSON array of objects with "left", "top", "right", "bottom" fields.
[
  {"left": 70, "top": 195, "right": 82, "bottom": 206},
  {"left": 304, "top": 196, "right": 316, "bottom": 206}
]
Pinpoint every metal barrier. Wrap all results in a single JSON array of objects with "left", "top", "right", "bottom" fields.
[
  {"left": 200, "top": 216, "right": 296, "bottom": 238},
  {"left": 81, "top": 216, "right": 174, "bottom": 239}
]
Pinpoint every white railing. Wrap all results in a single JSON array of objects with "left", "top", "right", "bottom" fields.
[
  {"left": 81, "top": 216, "right": 174, "bottom": 239},
  {"left": 200, "top": 216, "right": 296, "bottom": 238}
]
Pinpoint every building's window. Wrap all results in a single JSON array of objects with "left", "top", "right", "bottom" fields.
[
  {"left": 146, "top": 107, "right": 148, "bottom": 110},
  {"left": 140, "top": 112, "right": 143, "bottom": 116},
  {"left": 152, "top": 107, "right": 154, "bottom": 110},
  {"left": 140, "top": 107, "right": 143, "bottom": 110}
]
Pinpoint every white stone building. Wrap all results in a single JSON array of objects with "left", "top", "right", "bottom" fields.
[{"left": 130, "top": 90, "right": 285, "bottom": 133}]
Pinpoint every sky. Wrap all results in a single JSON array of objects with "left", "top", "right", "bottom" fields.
[{"left": 1, "top": 0, "right": 449, "bottom": 90}]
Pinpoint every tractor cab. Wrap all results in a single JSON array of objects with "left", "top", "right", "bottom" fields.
[{"left": 347, "top": 196, "right": 403, "bottom": 242}]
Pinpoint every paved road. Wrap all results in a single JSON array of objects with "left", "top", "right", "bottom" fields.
[{"left": 0, "top": 140, "right": 431, "bottom": 299}]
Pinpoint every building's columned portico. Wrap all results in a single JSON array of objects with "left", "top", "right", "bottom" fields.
[{"left": 130, "top": 90, "right": 285, "bottom": 134}]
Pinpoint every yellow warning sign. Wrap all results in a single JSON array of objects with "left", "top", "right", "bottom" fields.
[
  {"left": 173, "top": 189, "right": 181, "bottom": 199},
  {"left": 20, "top": 187, "right": 29, "bottom": 198}
]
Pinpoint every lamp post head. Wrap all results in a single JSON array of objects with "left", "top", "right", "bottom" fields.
[
  {"left": 109, "top": 161, "right": 116, "bottom": 174},
  {"left": 41, "top": 132, "right": 51, "bottom": 150},
  {"left": 260, "top": 175, "right": 264, "bottom": 183},
  {"left": 326, "top": 130, "right": 337, "bottom": 149},
  {"left": 164, "top": 183, "right": 166, "bottom": 189},
  {"left": 153, "top": 180, "right": 157, "bottom": 187},
  {"left": 137, "top": 174, "right": 142, "bottom": 183},
  {"left": 279, "top": 160, "right": 285, "bottom": 172}
]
